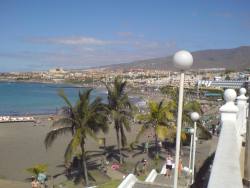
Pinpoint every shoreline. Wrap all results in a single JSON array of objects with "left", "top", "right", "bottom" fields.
[
  {"left": 0, "top": 79, "right": 88, "bottom": 88},
  {"left": 0, "top": 110, "right": 58, "bottom": 117},
  {"left": 0, "top": 79, "right": 107, "bottom": 90}
]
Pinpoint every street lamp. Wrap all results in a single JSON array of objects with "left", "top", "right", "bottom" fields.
[
  {"left": 173, "top": 50, "right": 193, "bottom": 188},
  {"left": 188, "top": 128, "right": 194, "bottom": 174},
  {"left": 190, "top": 112, "right": 200, "bottom": 184}
]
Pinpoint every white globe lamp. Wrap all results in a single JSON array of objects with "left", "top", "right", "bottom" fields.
[
  {"left": 173, "top": 50, "right": 193, "bottom": 71},
  {"left": 191, "top": 112, "right": 200, "bottom": 122},
  {"left": 189, "top": 128, "right": 195, "bottom": 134}
]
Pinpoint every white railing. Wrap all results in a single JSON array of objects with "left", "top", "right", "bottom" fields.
[
  {"left": 117, "top": 174, "right": 138, "bottom": 188},
  {"left": 145, "top": 169, "right": 158, "bottom": 182},
  {"left": 208, "top": 88, "right": 247, "bottom": 188}
]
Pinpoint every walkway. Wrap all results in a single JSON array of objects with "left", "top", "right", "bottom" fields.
[
  {"left": 132, "top": 136, "right": 218, "bottom": 188},
  {"left": 133, "top": 172, "right": 189, "bottom": 188}
]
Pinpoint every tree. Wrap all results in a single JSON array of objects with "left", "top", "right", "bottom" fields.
[
  {"left": 26, "top": 164, "right": 48, "bottom": 178},
  {"left": 161, "top": 86, "right": 202, "bottom": 125},
  {"left": 161, "top": 86, "right": 211, "bottom": 140},
  {"left": 104, "top": 77, "right": 133, "bottom": 164},
  {"left": 136, "top": 100, "right": 175, "bottom": 159},
  {"left": 182, "top": 101, "right": 202, "bottom": 125},
  {"left": 44, "top": 89, "right": 109, "bottom": 185}
]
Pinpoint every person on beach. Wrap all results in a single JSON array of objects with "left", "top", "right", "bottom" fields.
[
  {"left": 141, "top": 158, "right": 148, "bottom": 174},
  {"left": 178, "top": 158, "right": 183, "bottom": 176},
  {"left": 31, "top": 176, "right": 40, "bottom": 188},
  {"left": 165, "top": 154, "right": 173, "bottom": 177},
  {"left": 144, "top": 139, "right": 149, "bottom": 153}
]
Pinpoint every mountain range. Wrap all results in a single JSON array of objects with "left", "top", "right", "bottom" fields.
[{"left": 103, "top": 46, "right": 250, "bottom": 71}]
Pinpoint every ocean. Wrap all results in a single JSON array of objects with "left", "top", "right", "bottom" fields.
[{"left": 0, "top": 81, "right": 107, "bottom": 115}]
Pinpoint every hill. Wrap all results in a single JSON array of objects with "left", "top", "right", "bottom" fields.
[{"left": 103, "top": 46, "right": 250, "bottom": 71}]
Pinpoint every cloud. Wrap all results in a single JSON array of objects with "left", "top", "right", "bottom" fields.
[
  {"left": 0, "top": 39, "right": 177, "bottom": 70},
  {"left": 28, "top": 36, "right": 115, "bottom": 46},
  {"left": 1, "top": 35, "right": 178, "bottom": 71}
]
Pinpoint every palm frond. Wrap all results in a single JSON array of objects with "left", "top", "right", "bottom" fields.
[
  {"left": 156, "top": 125, "right": 168, "bottom": 141},
  {"left": 64, "top": 134, "right": 81, "bottom": 163},
  {"left": 136, "top": 113, "right": 151, "bottom": 122},
  {"left": 52, "top": 117, "right": 74, "bottom": 128},
  {"left": 44, "top": 126, "right": 72, "bottom": 149},
  {"left": 135, "top": 125, "right": 149, "bottom": 142},
  {"left": 85, "top": 126, "right": 98, "bottom": 142},
  {"left": 58, "top": 89, "right": 73, "bottom": 108}
]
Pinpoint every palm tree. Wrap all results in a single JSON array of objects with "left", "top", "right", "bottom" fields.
[
  {"left": 161, "top": 86, "right": 204, "bottom": 129},
  {"left": 26, "top": 164, "right": 48, "bottom": 178},
  {"left": 104, "top": 77, "right": 133, "bottom": 164},
  {"left": 136, "top": 100, "right": 174, "bottom": 159},
  {"left": 44, "top": 89, "right": 109, "bottom": 186},
  {"left": 163, "top": 87, "right": 213, "bottom": 141}
]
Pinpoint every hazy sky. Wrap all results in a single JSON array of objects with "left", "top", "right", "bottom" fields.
[{"left": 1, "top": 0, "right": 250, "bottom": 72}]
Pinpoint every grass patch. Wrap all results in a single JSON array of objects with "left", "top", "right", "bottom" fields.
[
  {"left": 89, "top": 170, "right": 110, "bottom": 184},
  {"left": 137, "top": 174, "right": 147, "bottom": 181},
  {"left": 53, "top": 170, "right": 111, "bottom": 188},
  {"left": 98, "top": 179, "right": 121, "bottom": 188},
  {"left": 118, "top": 162, "right": 135, "bottom": 174}
]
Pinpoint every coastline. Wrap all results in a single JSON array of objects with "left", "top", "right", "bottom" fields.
[{"left": 0, "top": 79, "right": 88, "bottom": 88}]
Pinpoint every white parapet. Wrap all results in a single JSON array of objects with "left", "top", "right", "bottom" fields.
[
  {"left": 145, "top": 169, "right": 158, "bottom": 182},
  {"left": 219, "top": 89, "right": 239, "bottom": 122},
  {"left": 237, "top": 88, "right": 248, "bottom": 136},
  {"left": 117, "top": 174, "right": 138, "bottom": 188},
  {"left": 208, "top": 89, "right": 243, "bottom": 188}
]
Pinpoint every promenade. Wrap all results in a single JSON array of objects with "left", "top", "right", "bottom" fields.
[{"left": 117, "top": 135, "right": 218, "bottom": 188}]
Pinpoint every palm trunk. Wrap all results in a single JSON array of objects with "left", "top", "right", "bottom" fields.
[
  {"left": 154, "top": 126, "right": 158, "bottom": 159},
  {"left": 81, "top": 141, "right": 89, "bottom": 186},
  {"left": 115, "top": 125, "right": 122, "bottom": 164}
]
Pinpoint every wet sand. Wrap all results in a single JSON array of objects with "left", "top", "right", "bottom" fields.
[{"left": 0, "top": 115, "right": 142, "bottom": 182}]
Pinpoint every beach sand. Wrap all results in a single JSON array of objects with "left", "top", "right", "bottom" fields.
[
  {"left": 0, "top": 115, "right": 143, "bottom": 182},
  {"left": 0, "top": 114, "right": 216, "bottom": 188}
]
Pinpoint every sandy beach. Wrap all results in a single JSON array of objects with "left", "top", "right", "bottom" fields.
[
  {"left": 0, "top": 115, "right": 143, "bottom": 182},
  {"left": 0, "top": 113, "right": 217, "bottom": 188}
]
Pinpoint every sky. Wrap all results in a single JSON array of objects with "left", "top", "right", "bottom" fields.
[{"left": 0, "top": 0, "right": 250, "bottom": 72}]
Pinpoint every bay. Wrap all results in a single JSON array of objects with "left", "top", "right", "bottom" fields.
[{"left": 0, "top": 82, "right": 107, "bottom": 115}]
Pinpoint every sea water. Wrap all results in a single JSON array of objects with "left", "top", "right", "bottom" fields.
[{"left": 0, "top": 81, "right": 107, "bottom": 115}]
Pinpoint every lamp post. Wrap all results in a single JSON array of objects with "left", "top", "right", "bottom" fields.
[
  {"left": 188, "top": 128, "right": 194, "bottom": 174},
  {"left": 173, "top": 50, "right": 193, "bottom": 188},
  {"left": 190, "top": 112, "right": 200, "bottom": 184}
]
